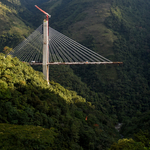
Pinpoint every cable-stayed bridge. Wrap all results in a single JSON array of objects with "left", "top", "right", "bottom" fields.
[
  {"left": 9, "top": 5, "right": 122, "bottom": 83},
  {"left": 10, "top": 24, "right": 118, "bottom": 65}
]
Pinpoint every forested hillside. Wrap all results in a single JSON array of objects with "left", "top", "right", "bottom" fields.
[
  {"left": 1, "top": 0, "right": 150, "bottom": 149},
  {"left": 39, "top": 0, "right": 150, "bottom": 121},
  {"left": 0, "top": 53, "right": 119, "bottom": 149},
  {"left": 0, "top": 0, "right": 32, "bottom": 51}
]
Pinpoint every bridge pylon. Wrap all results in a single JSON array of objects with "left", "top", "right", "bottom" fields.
[
  {"left": 43, "top": 19, "right": 49, "bottom": 83},
  {"left": 35, "top": 5, "right": 51, "bottom": 84}
]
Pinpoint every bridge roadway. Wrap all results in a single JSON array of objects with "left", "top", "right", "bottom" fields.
[{"left": 29, "top": 62, "right": 123, "bottom": 65}]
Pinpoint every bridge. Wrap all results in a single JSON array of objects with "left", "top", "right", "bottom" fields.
[{"left": 9, "top": 5, "right": 122, "bottom": 83}]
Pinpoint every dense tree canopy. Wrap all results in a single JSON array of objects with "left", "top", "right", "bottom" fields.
[{"left": 0, "top": 53, "right": 119, "bottom": 149}]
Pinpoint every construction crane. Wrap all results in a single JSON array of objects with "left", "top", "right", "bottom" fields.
[{"left": 35, "top": 5, "right": 51, "bottom": 21}]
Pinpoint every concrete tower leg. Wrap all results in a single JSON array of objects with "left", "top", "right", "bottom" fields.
[{"left": 43, "top": 20, "right": 49, "bottom": 83}]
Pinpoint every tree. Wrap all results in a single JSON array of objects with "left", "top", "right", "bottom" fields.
[
  {"left": 109, "top": 138, "right": 145, "bottom": 150},
  {"left": 3, "top": 46, "right": 13, "bottom": 55}
]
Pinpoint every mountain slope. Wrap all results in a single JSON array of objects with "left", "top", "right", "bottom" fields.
[
  {"left": 0, "top": 0, "right": 33, "bottom": 51},
  {"left": 27, "top": 0, "right": 118, "bottom": 122},
  {"left": 45, "top": 0, "right": 116, "bottom": 59},
  {"left": 0, "top": 53, "right": 119, "bottom": 149},
  {"left": 36, "top": 0, "right": 150, "bottom": 122},
  {"left": 0, "top": 123, "right": 57, "bottom": 150}
]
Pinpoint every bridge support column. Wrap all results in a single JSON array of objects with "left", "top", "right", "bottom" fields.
[
  {"left": 43, "top": 19, "right": 49, "bottom": 84},
  {"left": 43, "top": 65, "right": 49, "bottom": 83}
]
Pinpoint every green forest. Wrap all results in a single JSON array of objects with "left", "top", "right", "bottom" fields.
[{"left": 1, "top": 0, "right": 150, "bottom": 149}]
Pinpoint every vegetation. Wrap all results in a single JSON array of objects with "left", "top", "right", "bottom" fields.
[
  {"left": 1, "top": 0, "right": 150, "bottom": 149},
  {"left": 109, "top": 138, "right": 149, "bottom": 150},
  {"left": 43, "top": 1, "right": 150, "bottom": 149},
  {"left": 41, "top": 0, "right": 150, "bottom": 122},
  {"left": 3, "top": 46, "right": 13, "bottom": 54},
  {"left": 120, "top": 111, "right": 150, "bottom": 137},
  {"left": 0, "top": 53, "right": 119, "bottom": 149},
  {"left": 0, "top": 123, "right": 57, "bottom": 150},
  {"left": 0, "top": 0, "right": 33, "bottom": 52},
  {"left": 109, "top": 130, "right": 150, "bottom": 150}
]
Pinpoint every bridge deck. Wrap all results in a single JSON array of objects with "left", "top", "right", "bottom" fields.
[{"left": 29, "top": 62, "right": 123, "bottom": 65}]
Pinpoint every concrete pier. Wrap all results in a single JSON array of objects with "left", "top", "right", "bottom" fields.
[{"left": 43, "top": 20, "right": 49, "bottom": 83}]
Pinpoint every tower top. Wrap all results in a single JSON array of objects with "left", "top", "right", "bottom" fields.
[{"left": 35, "top": 5, "right": 51, "bottom": 21}]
